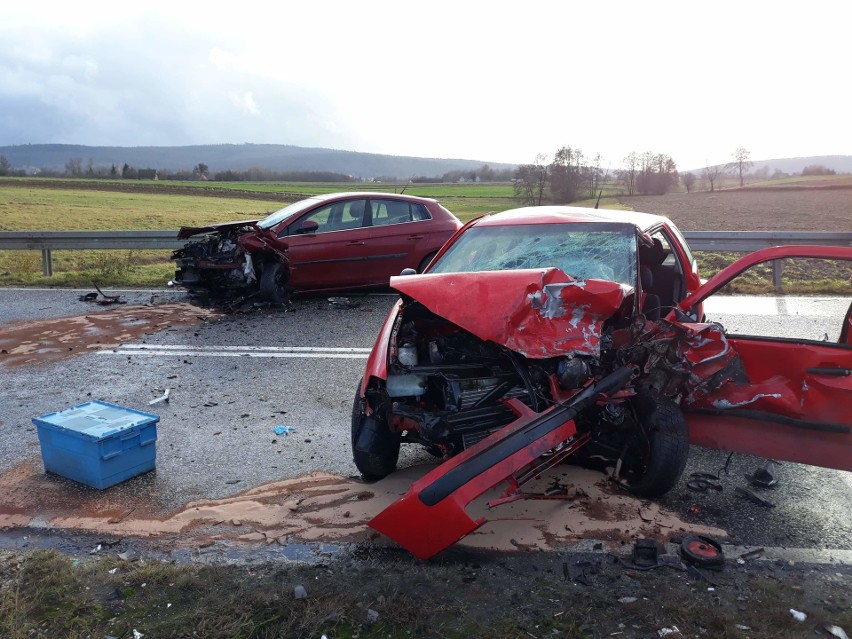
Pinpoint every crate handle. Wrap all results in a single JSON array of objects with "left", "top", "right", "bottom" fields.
[
  {"left": 102, "top": 450, "right": 121, "bottom": 460},
  {"left": 139, "top": 437, "right": 156, "bottom": 446}
]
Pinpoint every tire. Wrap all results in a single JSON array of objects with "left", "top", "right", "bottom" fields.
[
  {"left": 351, "top": 379, "right": 400, "bottom": 480},
  {"left": 620, "top": 393, "right": 690, "bottom": 498},
  {"left": 417, "top": 252, "right": 437, "bottom": 273},
  {"left": 259, "top": 261, "right": 289, "bottom": 305}
]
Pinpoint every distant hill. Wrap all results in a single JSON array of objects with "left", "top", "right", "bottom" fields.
[
  {"left": 748, "top": 155, "right": 852, "bottom": 175},
  {"left": 685, "top": 155, "right": 852, "bottom": 175},
  {"left": 0, "top": 143, "right": 515, "bottom": 180}
]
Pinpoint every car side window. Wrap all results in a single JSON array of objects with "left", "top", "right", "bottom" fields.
[
  {"left": 702, "top": 257, "right": 852, "bottom": 343},
  {"left": 288, "top": 199, "right": 367, "bottom": 234},
  {"left": 369, "top": 200, "right": 430, "bottom": 226},
  {"left": 644, "top": 228, "right": 687, "bottom": 308}
]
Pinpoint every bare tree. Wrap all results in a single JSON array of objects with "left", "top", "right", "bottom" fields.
[
  {"left": 682, "top": 172, "right": 696, "bottom": 193},
  {"left": 728, "top": 148, "right": 753, "bottom": 187},
  {"left": 0, "top": 154, "right": 11, "bottom": 176},
  {"left": 65, "top": 157, "right": 83, "bottom": 177},
  {"left": 550, "top": 147, "right": 584, "bottom": 203},
  {"left": 512, "top": 153, "right": 549, "bottom": 206},
  {"left": 617, "top": 152, "right": 639, "bottom": 196},
  {"left": 702, "top": 162, "right": 726, "bottom": 192},
  {"left": 193, "top": 163, "right": 210, "bottom": 180},
  {"left": 635, "top": 152, "right": 678, "bottom": 195},
  {"left": 584, "top": 152, "right": 604, "bottom": 199}
]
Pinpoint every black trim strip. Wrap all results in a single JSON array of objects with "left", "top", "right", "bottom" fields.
[
  {"left": 299, "top": 253, "right": 407, "bottom": 266},
  {"left": 806, "top": 367, "right": 851, "bottom": 376},
  {"left": 687, "top": 408, "right": 850, "bottom": 434}
]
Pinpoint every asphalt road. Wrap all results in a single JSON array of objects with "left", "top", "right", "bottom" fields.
[{"left": 1, "top": 287, "right": 850, "bottom": 553}]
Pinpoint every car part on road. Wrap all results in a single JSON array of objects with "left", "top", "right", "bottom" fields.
[
  {"left": 735, "top": 486, "right": 775, "bottom": 508},
  {"left": 745, "top": 461, "right": 778, "bottom": 488},
  {"left": 679, "top": 535, "right": 725, "bottom": 568},
  {"left": 632, "top": 538, "right": 661, "bottom": 568}
]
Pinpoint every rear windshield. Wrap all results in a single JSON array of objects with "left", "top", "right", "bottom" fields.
[{"left": 428, "top": 222, "right": 638, "bottom": 286}]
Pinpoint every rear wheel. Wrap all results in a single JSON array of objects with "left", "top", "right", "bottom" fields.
[
  {"left": 619, "top": 393, "right": 690, "bottom": 498},
  {"left": 260, "top": 261, "right": 289, "bottom": 305},
  {"left": 351, "top": 379, "right": 400, "bottom": 480}
]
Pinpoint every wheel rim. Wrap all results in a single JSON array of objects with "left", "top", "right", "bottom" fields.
[{"left": 685, "top": 539, "right": 721, "bottom": 559}]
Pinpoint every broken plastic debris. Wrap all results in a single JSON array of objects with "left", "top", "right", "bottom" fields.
[
  {"left": 366, "top": 609, "right": 380, "bottom": 623},
  {"left": 735, "top": 624, "right": 752, "bottom": 631},
  {"left": 789, "top": 609, "right": 807, "bottom": 622},
  {"left": 658, "top": 626, "right": 681, "bottom": 637},
  {"left": 148, "top": 388, "right": 170, "bottom": 405},
  {"left": 118, "top": 550, "right": 138, "bottom": 562},
  {"left": 735, "top": 487, "right": 775, "bottom": 508},
  {"left": 618, "top": 596, "right": 638, "bottom": 604},
  {"left": 274, "top": 425, "right": 296, "bottom": 436},
  {"left": 89, "top": 544, "right": 102, "bottom": 555},
  {"left": 745, "top": 461, "right": 778, "bottom": 488},
  {"left": 824, "top": 625, "right": 849, "bottom": 639},
  {"left": 293, "top": 585, "right": 307, "bottom": 599},
  {"left": 133, "top": 631, "right": 144, "bottom": 639},
  {"left": 328, "top": 296, "right": 359, "bottom": 309}
]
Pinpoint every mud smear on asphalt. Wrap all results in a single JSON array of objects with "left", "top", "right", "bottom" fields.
[
  {"left": 0, "top": 303, "right": 216, "bottom": 367},
  {"left": 0, "top": 461, "right": 726, "bottom": 552}
]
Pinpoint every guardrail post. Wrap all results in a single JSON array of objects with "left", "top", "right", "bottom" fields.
[
  {"left": 772, "top": 259, "right": 783, "bottom": 289},
  {"left": 42, "top": 249, "right": 53, "bottom": 277}
]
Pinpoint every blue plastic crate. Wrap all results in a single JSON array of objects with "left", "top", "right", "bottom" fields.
[{"left": 33, "top": 401, "right": 159, "bottom": 490}]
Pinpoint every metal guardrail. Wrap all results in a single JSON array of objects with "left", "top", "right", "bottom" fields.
[
  {"left": 683, "top": 231, "right": 852, "bottom": 252},
  {"left": 1, "top": 230, "right": 851, "bottom": 278}
]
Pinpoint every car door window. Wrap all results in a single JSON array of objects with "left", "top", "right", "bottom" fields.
[
  {"left": 370, "top": 200, "right": 430, "bottom": 226},
  {"left": 644, "top": 228, "right": 687, "bottom": 310},
  {"left": 702, "top": 256, "right": 852, "bottom": 342},
  {"left": 287, "top": 199, "right": 367, "bottom": 235}
]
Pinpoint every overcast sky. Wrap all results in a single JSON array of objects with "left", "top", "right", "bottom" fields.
[{"left": 1, "top": 1, "right": 848, "bottom": 170}]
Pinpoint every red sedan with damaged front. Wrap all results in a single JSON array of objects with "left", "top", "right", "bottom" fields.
[
  {"left": 172, "top": 192, "right": 462, "bottom": 302},
  {"left": 352, "top": 205, "right": 852, "bottom": 559}
]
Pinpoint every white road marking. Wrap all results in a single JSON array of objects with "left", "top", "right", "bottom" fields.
[{"left": 97, "top": 344, "right": 371, "bottom": 359}]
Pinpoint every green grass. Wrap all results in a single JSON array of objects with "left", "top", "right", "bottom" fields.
[
  {"left": 2, "top": 549, "right": 849, "bottom": 639},
  {"left": 0, "top": 185, "right": 282, "bottom": 231}
]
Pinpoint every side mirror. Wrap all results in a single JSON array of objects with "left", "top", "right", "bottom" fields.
[
  {"left": 400, "top": 268, "right": 417, "bottom": 276},
  {"left": 298, "top": 220, "right": 319, "bottom": 234}
]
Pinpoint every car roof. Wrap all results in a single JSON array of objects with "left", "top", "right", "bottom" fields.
[
  {"left": 312, "top": 191, "right": 437, "bottom": 204},
  {"left": 473, "top": 206, "right": 670, "bottom": 233}
]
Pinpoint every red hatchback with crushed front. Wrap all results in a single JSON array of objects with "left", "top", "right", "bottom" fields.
[
  {"left": 352, "top": 205, "right": 852, "bottom": 559},
  {"left": 172, "top": 192, "right": 462, "bottom": 302}
]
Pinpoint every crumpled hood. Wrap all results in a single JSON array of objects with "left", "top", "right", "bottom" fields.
[
  {"left": 176, "top": 220, "right": 259, "bottom": 240},
  {"left": 390, "top": 268, "right": 629, "bottom": 359}
]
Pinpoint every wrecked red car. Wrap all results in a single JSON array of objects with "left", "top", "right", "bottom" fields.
[
  {"left": 352, "top": 206, "right": 852, "bottom": 558},
  {"left": 172, "top": 192, "right": 462, "bottom": 302}
]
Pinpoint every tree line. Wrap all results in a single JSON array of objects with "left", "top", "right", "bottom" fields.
[{"left": 513, "top": 147, "right": 679, "bottom": 206}]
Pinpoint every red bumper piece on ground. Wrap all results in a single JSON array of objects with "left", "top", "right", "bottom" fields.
[{"left": 369, "top": 399, "right": 579, "bottom": 559}]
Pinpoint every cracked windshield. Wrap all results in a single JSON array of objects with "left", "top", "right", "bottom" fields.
[{"left": 429, "top": 222, "right": 637, "bottom": 286}]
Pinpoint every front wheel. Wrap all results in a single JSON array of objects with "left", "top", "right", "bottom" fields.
[
  {"left": 619, "top": 393, "right": 689, "bottom": 498},
  {"left": 351, "top": 379, "right": 400, "bottom": 480},
  {"left": 260, "top": 261, "right": 289, "bottom": 305}
]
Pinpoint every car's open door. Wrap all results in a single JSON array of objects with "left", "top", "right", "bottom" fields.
[{"left": 669, "top": 245, "right": 852, "bottom": 472}]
